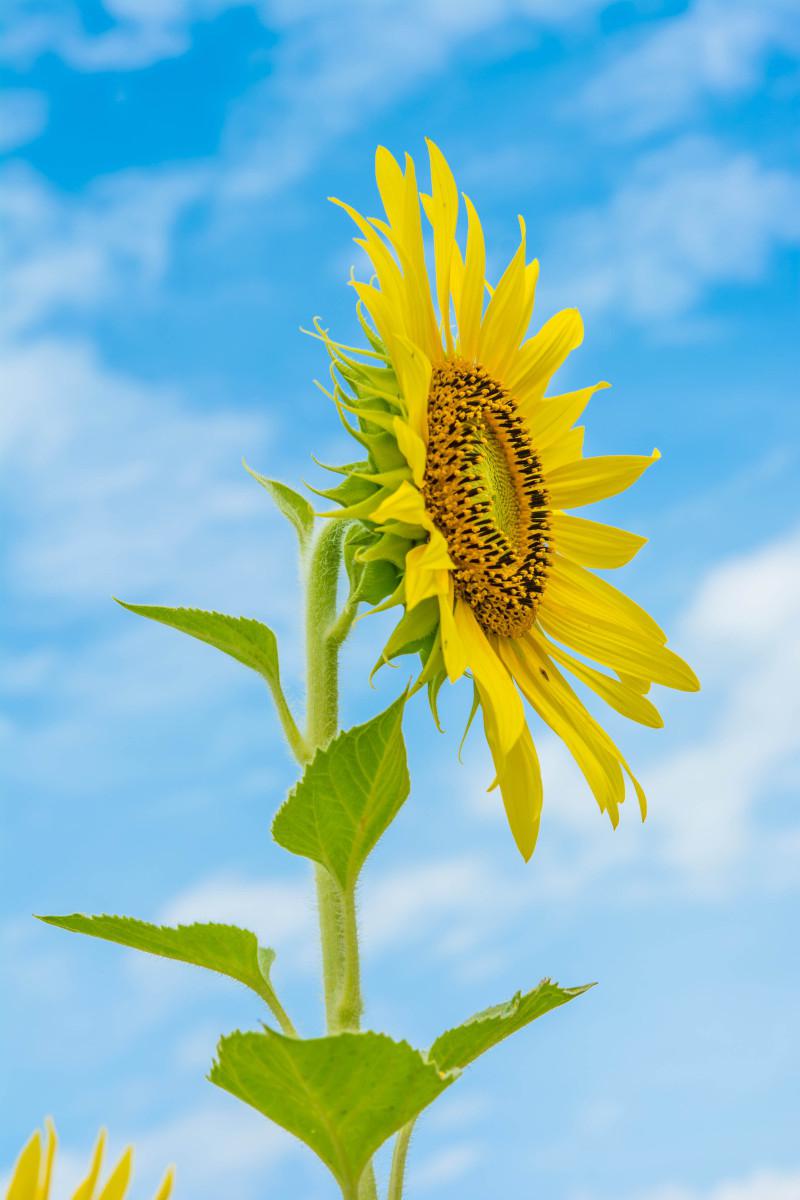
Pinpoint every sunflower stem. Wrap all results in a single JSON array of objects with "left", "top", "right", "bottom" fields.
[
  {"left": 304, "top": 520, "right": 378, "bottom": 1199},
  {"left": 387, "top": 1121, "right": 416, "bottom": 1200}
]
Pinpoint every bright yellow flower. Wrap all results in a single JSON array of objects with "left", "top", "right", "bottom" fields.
[
  {"left": 316, "top": 140, "right": 699, "bottom": 860},
  {"left": 5, "top": 1121, "right": 173, "bottom": 1200}
]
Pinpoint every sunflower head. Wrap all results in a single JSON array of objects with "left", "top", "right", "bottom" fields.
[
  {"left": 6, "top": 1120, "right": 174, "bottom": 1200},
  {"left": 314, "top": 140, "right": 698, "bottom": 860}
]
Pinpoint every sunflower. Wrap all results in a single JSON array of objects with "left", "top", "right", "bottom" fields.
[
  {"left": 314, "top": 140, "right": 698, "bottom": 860},
  {"left": 5, "top": 1120, "right": 173, "bottom": 1200}
]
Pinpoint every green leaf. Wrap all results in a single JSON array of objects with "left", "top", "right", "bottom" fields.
[
  {"left": 37, "top": 914, "right": 278, "bottom": 1005},
  {"left": 114, "top": 604, "right": 280, "bottom": 688},
  {"left": 243, "top": 462, "right": 315, "bottom": 552},
  {"left": 428, "top": 978, "right": 595, "bottom": 1073},
  {"left": 210, "top": 1029, "right": 452, "bottom": 1199},
  {"left": 272, "top": 693, "right": 408, "bottom": 890}
]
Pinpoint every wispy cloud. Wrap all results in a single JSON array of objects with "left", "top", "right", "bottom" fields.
[
  {"left": 549, "top": 136, "right": 800, "bottom": 325},
  {"left": 0, "top": 89, "right": 48, "bottom": 152},
  {"left": 572, "top": 0, "right": 800, "bottom": 140}
]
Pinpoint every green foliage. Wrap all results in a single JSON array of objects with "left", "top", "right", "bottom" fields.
[
  {"left": 210, "top": 1028, "right": 453, "bottom": 1199},
  {"left": 115, "top": 603, "right": 281, "bottom": 688},
  {"left": 38, "top": 914, "right": 280, "bottom": 1005},
  {"left": 272, "top": 694, "right": 408, "bottom": 890},
  {"left": 243, "top": 462, "right": 315, "bottom": 553},
  {"left": 429, "top": 978, "right": 595, "bottom": 1073}
]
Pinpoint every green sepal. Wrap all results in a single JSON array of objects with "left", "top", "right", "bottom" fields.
[
  {"left": 429, "top": 978, "right": 595, "bottom": 1073},
  {"left": 272, "top": 693, "right": 409, "bottom": 891},
  {"left": 312, "top": 470, "right": 377, "bottom": 509},
  {"left": 210, "top": 1028, "right": 453, "bottom": 1199},
  {"left": 37, "top": 914, "right": 281, "bottom": 1006},
  {"left": 242, "top": 462, "right": 315, "bottom": 553},
  {"left": 375, "top": 599, "right": 439, "bottom": 672},
  {"left": 358, "top": 531, "right": 413, "bottom": 570}
]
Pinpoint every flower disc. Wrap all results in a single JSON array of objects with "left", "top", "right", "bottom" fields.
[{"left": 423, "top": 360, "right": 551, "bottom": 638}]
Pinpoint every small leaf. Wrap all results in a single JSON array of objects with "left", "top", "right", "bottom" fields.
[
  {"left": 38, "top": 915, "right": 277, "bottom": 1005},
  {"left": 428, "top": 978, "right": 595, "bottom": 1072},
  {"left": 115, "top": 604, "right": 280, "bottom": 689},
  {"left": 210, "top": 1029, "right": 452, "bottom": 1198},
  {"left": 272, "top": 694, "right": 408, "bottom": 890},
  {"left": 243, "top": 462, "right": 315, "bottom": 552}
]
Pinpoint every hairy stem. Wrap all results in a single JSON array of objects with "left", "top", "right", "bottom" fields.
[
  {"left": 303, "top": 521, "right": 377, "bottom": 1200},
  {"left": 387, "top": 1121, "right": 415, "bottom": 1200}
]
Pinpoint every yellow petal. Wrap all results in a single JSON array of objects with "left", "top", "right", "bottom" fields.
[
  {"left": 438, "top": 583, "right": 468, "bottom": 682},
  {"left": 539, "top": 426, "right": 584, "bottom": 473},
  {"left": 535, "top": 630, "right": 663, "bottom": 728},
  {"left": 38, "top": 1120, "right": 57, "bottom": 1200},
  {"left": 550, "top": 512, "right": 647, "bottom": 569},
  {"left": 506, "top": 308, "right": 584, "bottom": 401},
  {"left": 426, "top": 138, "right": 459, "bottom": 354},
  {"left": 404, "top": 533, "right": 452, "bottom": 610},
  {"left": 521, "top": 381, "right": 609, "bottom": 444},
  {"left": 454, "top": 602, "right": 525, "bottom": 754},
  {"left": 478, "top": 219, "right": 528, "bottom": 377},
  {"left": 546, "top": 448, "right": 661, "bottom": 510},
  {"left": 455, "top": 193, "right": 486, "bottom": 360},
  {"left": 375, "top": 147, "right": 440, "bottom": 359},
  {"left": 390, "top": 337, "right": 431, "bottom": 443},
  {"left": 96, "top": 1149, "right": 133, "bottom": 1200},
  {"left": 370, "top": 480, "right": 427, "bottom": 527},
  {"left": 501, "top": 637, "right": 624, "bottom": 821},
  {"left": 617, "top": 671, "right": 652, "bottom": 695},
  {"left": 490, "top": 724, "right": 543, "bottom": 861},
  {"left": 7, "top": 1132, "right": 42, "bottom": 1200},
  {"left": 393, "top": 416, "right": 426, "bottom": 486},
  {"left": 539, "top": 606, "right": 699, "bottom": 692},
  {"left": 545, "top": 556, "right": 667, "bottom": 644},
  {"left": 330, "top": 197, "right": 407, "bottom": 327},
  {"left": 71, "top": 1130, "right": 106, "bottom": 1200},
  {"left": 152, "top": 1169, "right": 175, "bottom": 1200}
]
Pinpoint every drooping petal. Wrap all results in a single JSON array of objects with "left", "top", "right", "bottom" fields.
[
  {"left": 454, "top": 601, "right": 525, "bottom": 755},
  {"left": 546, "top": 555, "right": 667, "bottom": 644},
  {"left": 539, "top": 606, "right": 699, "bottom": 692},
  {"left": 438, "top": 582, "right": 468, "bottom": 682},
  {"left": 489, "top": 724, "right": 543, "bottom": 861},
  {"left": 533, "top": 629, "right": 663, "bottom": 728},
  {"left": 501, "top": 637, "right": 624, "bottom": 822}
]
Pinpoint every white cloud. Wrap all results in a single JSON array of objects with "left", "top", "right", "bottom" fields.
[
  {"left": 410, "top": 1140, "right": 484, "bottom": 1192},
  {"left": 0, "top": 89, "right": 48, "bottom": 152},
  {"left": 0, "top": 164, "right": 207, "bottom": 336},
  {"left": 160, "top": 872, "right": 317, "bottom": 972},
  {"left": 574, "top": 0, "right": 800, "bottom": 140},
  {"left": 617, "top": 1166, "right": 800, "bottom": 1200},
  {"left": 551, "top": 137, "right": 800, "bottom": 324}
]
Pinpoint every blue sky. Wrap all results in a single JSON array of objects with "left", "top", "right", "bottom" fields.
[{"left": 2, "top": 1, "right": 799, "bottom": 1197}]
